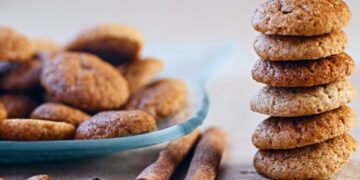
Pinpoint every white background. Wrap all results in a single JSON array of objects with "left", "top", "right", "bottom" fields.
[{"left": 0, "top": 0, "right": 359, "bottom": 74}]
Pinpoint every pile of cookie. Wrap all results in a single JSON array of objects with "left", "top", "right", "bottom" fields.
[
  {"left": 0, "top": 23, "right": 187, "bottom": 141},
  {"left": 250, "top": 0, "right": 357, "bottom": 179}
]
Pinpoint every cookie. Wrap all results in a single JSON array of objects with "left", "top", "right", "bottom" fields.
[
  {"left": 75, "top": 110, "right": 156, "bottom": 140},
  {"left": 26, "top": 175, "right": 51, "bottom": 180},
  {"left": 0, "top": 119, "right": 75, "bottom": 141},
  {"left": 252, "top": 53, "right": 355, "bottom": 87},
  {"left": 0, "top": 26, "right": 33, "bottom": 62},
  {"left": 250, "top": 79, "right": 356, "bottom": 117},
  {"left": 40, "top": 52, "right": 129, "bottom": 111},
  {"left": 118, "top": 57, "right": 164, "bottom": 93},
  {"left": 0, "top": 94, "right": 38, "bottom": 118},
  {"left": 252, "top": 106, "right": 356, "bottom": 149},
  {"left": 254, "top": 31, "right": 347, "bottom": 61},
  {"left": 31, "top": 102, "right": 91, "bottom": 126},
  {"left": 252, "top": 0, "right": 351, "bottom": 36},
  {"left": 254, "top": 134, "right": 357, "bottom": 179},
  {"left": 126, "top": 79, "right": 187, "bottom": 120},
  {"left": 0, "top": 102, "right": 7, "bottom": 120},
  {"left": 31, "top": 38, "right": 59, "bottom": 57},
  {"left": 0, "top": 59, "right": 42, "bottom": 90},
  {"left": 65, "top": 23, "right": 144, "bottom": 65}
]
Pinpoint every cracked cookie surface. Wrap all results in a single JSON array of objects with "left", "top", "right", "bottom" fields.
[
  {"left": 0, "top": 26, "right": 33, "bottom": 62},
  {"left": 254, "top": 134, "right": 357, "bottom": 179},
  {"left": 31, "top": 102, "right": 90, "bottom": 126},
  {"left": 252, "top": 106, "right": 356, "bottom": 149},
  {"left": 0, "top": 119, "right": 75, "bottom": 141},
  {"left": 75, "top": 110, "right": 156, "bottom": 139},
  {"left": 40, "top": 52, "right": 129, "bottom": 112},
  {"left": 254, "top": 31, "right": 347, "bottom": 61},
  {"left": 126, "top": 79, "right": 187, "bottom": 121},
  {"left": 252, "top": 0, "right": 351, "bottom": 36},
  {"left": 252, "top": 53, "right": 355, "bottom": 87},
  {"left": 118, "top": 57, "right": 164, "bottom": 93},
  {"left": 250, "top": 79, "right": 356, "bottom": 117},
  {"left": 65, "top": 23, "right": 144, "bottom": 65}
]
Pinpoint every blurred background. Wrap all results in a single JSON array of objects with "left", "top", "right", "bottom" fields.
[
  {"left": 0, "top": 0, "right": 359, "bottom": 179},
  {"left": 0, "top": 0, "right": 358, "bottom": 75}
]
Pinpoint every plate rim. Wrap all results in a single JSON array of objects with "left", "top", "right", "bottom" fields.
[{"left": 0, "top": 91, "right": 209, "bottom": 153}]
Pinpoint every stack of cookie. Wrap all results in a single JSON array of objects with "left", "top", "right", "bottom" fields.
[{"left": 250, "top": 0, "right": 357, "bottom": 179}]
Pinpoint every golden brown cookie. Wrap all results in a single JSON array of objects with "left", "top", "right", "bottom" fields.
[
  {"left": 254, "top": 31, "right": 347, "bottom": 61},
  {"left": 0, "top": 102, "right": 7, "bottom": 120},
  {"left": 31, "top": 102, "right": 90, "bottom": 126},
  {"left": 252, "top": 0, "right": 351, "bottom": 36},
  {"left": 0, "top": 59, "right": 42, "bottom": 90},
  {"left": 119, "top": 57, "right": 164, "bottom": 93},
  {"left": 254, "top": 134, "right": 357, "bottom": 179},
  {"left": 0, "top": 26, "right": 33, "bottom": 62},
  {"left": 252, "top": 53, "right": 355, "bottom": 87},
  {"left": 65, "top": 23, "right": 144, "bottom": 65},
  {"left": 40, "top": 52, "right": 129, "bottom": 111},
  {"left": 26, "top": 175, "right": 52, "bottom": 180},
  {"left": 250, "top": 79, "right": 356, "bottom": 117},
  {"left": 252, "top": 106, "right": 356, "bottom": 149},
  {"left": 75, "top": 110, "right": 156, "bottom": 140},
  {"left": 126, "top": 79, "right": 188, "bottom": 121},
  {"left": 0, "top": 119, "right": 75, "bottom": 141},
  {"left": 31, "top": 38, "right": 59, "bottom": 57},
  {"left": 0, "top": 94, "right": 37, "bottom": 118}
]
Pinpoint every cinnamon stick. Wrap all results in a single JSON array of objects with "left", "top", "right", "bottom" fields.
[
  {"left": 136, "top": 130, "right": 201, "bottom": 180},
  {"left": 184, "top": 127, "right": 227, "bottom": 180}
]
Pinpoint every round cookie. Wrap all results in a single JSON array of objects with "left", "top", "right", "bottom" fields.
[
  {"left": 0, "top": 119, "right": 75, "bottom": 141},
  {"left": 126, "top": 79, "right": 188, "bottom": 120},
  {"left": 252, "top": 0, "right": 351, "bottom": 36},
  {"left": 31, "top": 38, "right": 59, "bottom": 58},
  {"left": 254, "top": 134, "right": 357, "bottom": 179},
  {"left": 65, "top": 23, "right": 144, "bottom": 65},
  {"left": 0, "top": 102, "right": 7, "bottom": 120},
  {"left": 0, "top": 26, "right": 33, "bottom": 62},
  {"left": 26, "top": 175, "right": 51, "bottom": 180},
  {"left": 252, "top": 53, "right": 355, "bottom": 87},
  {"left": 0, "top": 59, "right": 42, "bottom": 90},
  {"left": 118, "top": 57, "right": 164, "bottom": 93},
  {"left": 40, "top": 52, "right": 129, "bottom": 111},
  {"left": 31, "top": 102, "right": 90, "bottom": 126},
  {"left": 0, "top": 94, "right": 38, "bottom": 118},
  {"left": 252, "top": 106, "right": 356, "bottom": 149},
  {"left": 250, "top": 79, "right": 356, "bottom": 117},
  {"left": 75, "top": 110, "right": 156, "bottom": 140},
  {"left": 254, "top": 31, "right": 347, "bottom": 61}
]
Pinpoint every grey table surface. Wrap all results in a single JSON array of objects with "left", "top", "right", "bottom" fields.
[{"left": 0, "top": 72, "right": 359, "bottom": 180}]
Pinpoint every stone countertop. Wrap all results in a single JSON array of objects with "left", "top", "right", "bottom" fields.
[{"left": 0, "top": 73, "right": 359, "bottom": 180}]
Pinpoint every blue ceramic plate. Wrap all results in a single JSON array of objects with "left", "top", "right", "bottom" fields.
[{"left": 0, "top": 42, "right": 237, "bottom": 163}]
